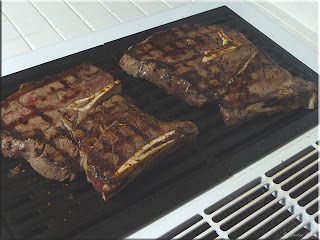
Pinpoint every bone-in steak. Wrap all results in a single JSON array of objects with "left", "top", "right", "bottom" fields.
[
  {"left": 120, "top": 24, "right": 258, "bottom": 107},
  {"left": 2, "top": 63, "right": 199, "bottom": 201},
  {"left": 120, "top": 24, "right": 318, "bottom": 125},
  {"left": 1, "top": 64, "right": 117, "bottom": 181},
  {"left": 65, "top": 94, "right": 198, "bottom": 200},
  {"left": 220, "top": 53, "right": 318, "bottom": 126}
]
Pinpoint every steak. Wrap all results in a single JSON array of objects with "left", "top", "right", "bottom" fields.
[
  {"left": 2, "top": 63, "right": 199, "bottom": 200},
  {"left": 220, "top": 53, "right": 318, "bottom": 126},
  {"left": 120, "top": 24, "right": 318, "bottom": 125},
  {"left": 120, "top": 24, "right": 258, "bottom": 107},
  {"left": 64, "top": 94, "right": 198, "bottom": 200},
  {"left": 1, "top": 63, "right": 119, "bottom": 181}
]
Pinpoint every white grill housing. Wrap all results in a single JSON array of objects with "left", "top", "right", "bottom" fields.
[{"left": 127, "top": 126, "right": 319, "bottom": 239}]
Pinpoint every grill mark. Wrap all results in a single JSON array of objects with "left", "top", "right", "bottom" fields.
[
  {"left": 166, "top": 29, "right": 180, "bottom": 51},
  {"left": 127, "top": 43, "right": 150, "bottom": 60},
  {"left": 46, "top": 138, "right": 59, "bottom": 151},
  {"left": 110, "top": 126, "right": 124, "bottom": 165},
  {"left": 62, "top": 152, "right": 74, "bottom": 161},
  {"left": 124, "top": 118, "right": 149, "bottom": 140},
  {"left": 159, "top": 29, "right": 182, "bottom": 54},
  {"left": 59, "top": 79, "right": 70, "bottom": 90},
  {"left": 70, "top": 73, "right": 83, "bottom": 86},
  {"left": 56, "top": 126, "right": 76, "bottom": 145},
  {"left": 39, "top": 112, "right": 53, "bottom": 124},
  {"left": 33, "top": 128, "right": 46, "bottom": 144},
  {"left": 132, "top": 28, "right": 181, "bottom": 60},
  {"left": 1, "top": 124, "right": 27, "bottom": 140},
  {"left": 44, "top": 137, "right": 74, "bottom": 167},
  {"left": 1, "top": 64, "right": 93, "bottom": 109},
  {"left": 75, "top": 123, "right": 92, "bottom": 136},
  {"left": 148, "top": 27, "right": 209, "bottom": 95},
  {"left": 178, "top": 69, "right": 208, "bottom": 95},
  {"left": 34, "top": 144, "right": 45, "bottom": 157},
  {"left": 202, "top": 25, "right": 224, "bottom": 45},
  {"left": 140, "top": 114, "right": 162, "bottom": 133},
  {"left": 203, "top": 32, "right": 220, "bottom": 46},
  {"left": 175, "top": 26, "right": 244, "bottom": 95},
  {"left": 131, "top": 26, "right": 215, "bottom": 88}
]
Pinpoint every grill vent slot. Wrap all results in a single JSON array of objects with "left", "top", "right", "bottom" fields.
[
  {"left": 160, "top": 215, "right": 203, "bottom": 239},
  {"left": 160, "top": 143, "right": 319, "bottom": 239}
]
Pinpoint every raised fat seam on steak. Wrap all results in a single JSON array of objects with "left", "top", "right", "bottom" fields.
[
  {"left": 220, "top": 53, "right": 318, "bottom": 126},
  {"left": 120, "top": 24, "right": 258, "bottom": 107},
  {"left": 73, "top": 94, "right": 198, "bottom": 200},
  {"left": 1, "top": 63, "right": 118, "bottom": 181}
]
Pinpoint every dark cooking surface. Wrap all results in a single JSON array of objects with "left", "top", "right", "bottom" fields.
[{"left": 1, "top": 6, "right": 318, "bottom": 239}]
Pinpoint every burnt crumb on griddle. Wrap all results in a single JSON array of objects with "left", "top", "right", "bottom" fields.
[
  {"left": 7, "top": 163, "right": 22, "bottom": 178},
  {"left": 67, "top": 193, "right": 74, "bottom": 200}
]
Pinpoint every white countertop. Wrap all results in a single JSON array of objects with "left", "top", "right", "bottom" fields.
[{"left": 2, "top": 0, "right": 318, "bottom": 76}]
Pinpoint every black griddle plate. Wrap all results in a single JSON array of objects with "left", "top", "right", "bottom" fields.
[{"left": 1, "top": 6, "right": 318, "bottom": 240}]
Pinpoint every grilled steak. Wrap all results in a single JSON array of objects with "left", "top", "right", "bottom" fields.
[
  {"left": 120, "top": 24, "right": 258, "bottom": 107},
  {"left": 1, "top": 64, "right": 118, "bottom": 181},
  {"left": 64, "top": 87, "right": 198, "bottom": 200},
  {"left": 2, "top": 63, "right": 198, "bottom": 200},
  {"left": 65, "top": 94, "right": 198, "bottom": 200},
  {"left": 120, "top": 24, "right": 318, "bottom": 125},
  {"left": 220, "top": 53, "right": 318, "bottom": 126}
]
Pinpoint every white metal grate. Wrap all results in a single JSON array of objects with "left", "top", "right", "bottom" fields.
[
  {"left": 127, "top": 127, "right": 319, "bottom": 239},
  {"left": 161, "top": 147, "right": 318, "bottom": 239}
]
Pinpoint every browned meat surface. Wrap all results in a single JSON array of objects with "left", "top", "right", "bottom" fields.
[
  {"left": 66, "top": 95, "right": 198, "bottom": 200},
  {"left": 120, "top": 24, "right": 258, "bottom": 107},
  {"left": 120, "top": 24, "right": 318, "bottom": 125},
  {"left": 2, "top": 63, "right": 199, "bottom": 200},
  {"left": 220, "top": 53, "right": 318, "bottom": 126},
  {"left": 1, "top": 64, "right": 117, "bottom": 181}
]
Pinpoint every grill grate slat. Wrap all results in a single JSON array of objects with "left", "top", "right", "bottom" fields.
[
  {"left": 261, "top": 211, "right": 305, "bottom": 239},
  {"left": 174, "top": 219, "right": 208, "bottom": 239},
  {"left": 204, "top": 178, "right": 262, "bottom": 215},
  {"left": 307, "top": 203, "right": 319, "bottom": 215},
  {"left": 219, "top": 189, "right": 276, "bottom": 231},
  {"left": 265, "top": 147, "right": 315, "bottom": 177},
  {"left": 298, "top": 189, "right": 318, "bottom": 207},
  {"left": 199, "top": 229, "right": 219, "bottom": 239},
  {"left": 180, "top": 222, "right": 211, "bottom": 239},
  {"left": 273, "top": 152, "right": 318, "bottom": 184},
  {"left": 234, "top": 198, "right": 289, "bottom": 239},
  {"left": 266, "top": 217, "right": 301, "bottom": 240},
  {"left": 289, "top": 174, "right": 318, "bottom": 198},
  {"left": 294, "top": 184, "right": 319, "bottom": 205},
  {"left": 300, "top": 226, "right": 319, "bottom": 239},
  {"left": 246, "top": 209, "right": 293, "bottom": 239},
  {"left": 212, "top": 184, "right": 271, "bottom": 222},
  {"left": 281, "top": 161, "right": 319, "bottom": 191},
  {"left": 281, "top": 221, "right": 311, "bottom": 239},
  {"left": 303, "top": 198, "right": 319, "bottom": 212},
  {"left": 160, "top": 215, "right": 203, "bottom": 239}
]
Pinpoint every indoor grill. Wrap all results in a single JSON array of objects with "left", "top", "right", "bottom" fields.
[{"left": 1, "top": 4, "right": 318, "bottom": 239}]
